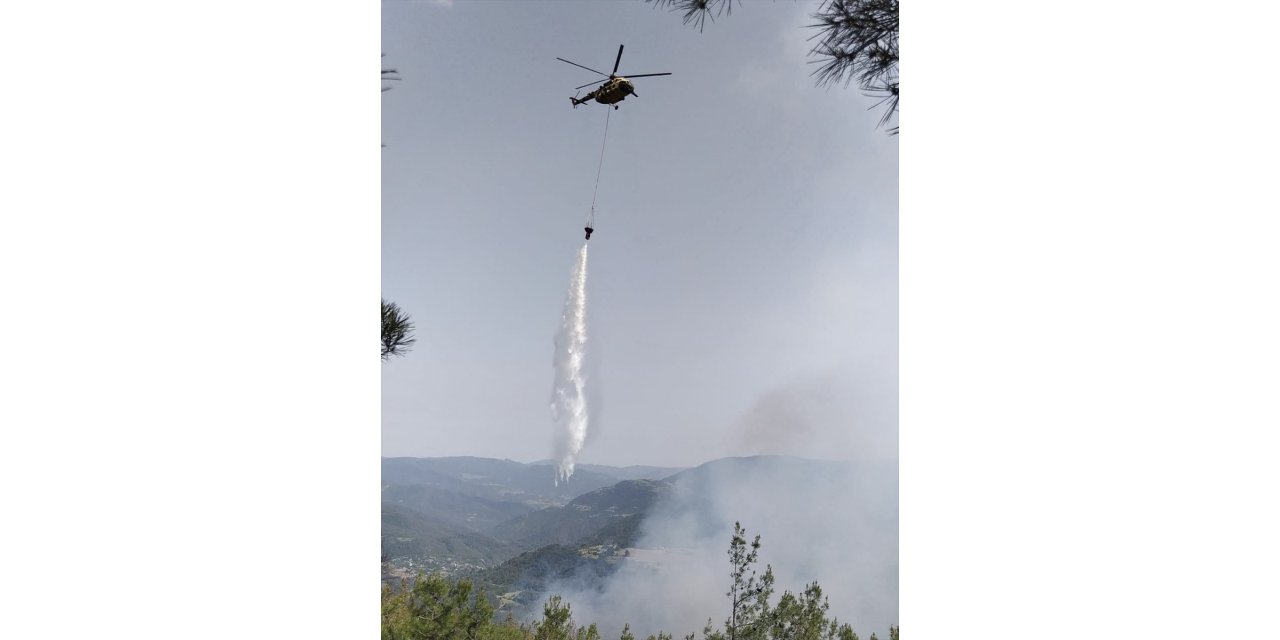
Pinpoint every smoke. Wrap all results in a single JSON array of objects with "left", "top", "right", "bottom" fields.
[
  {"left": 536, "top": 456, "right": 899, "bottom": 639},
  {"left": 550, "top": 243, "right": 590, "bottom": 484},
  {"left": 731, "top": 371, "right": 898, "bottom": 462}
]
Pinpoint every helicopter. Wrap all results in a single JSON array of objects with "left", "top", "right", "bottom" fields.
[{"left": 558, "top": 45, "right": 671, "bottom": 110}]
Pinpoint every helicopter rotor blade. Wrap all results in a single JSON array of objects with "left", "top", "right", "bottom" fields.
[
  {"left": 575, "top": 79, "right": 608, "bottom": 91},
  {"left": 613, "top": 44, "right": 624, "bottom": 75},
  {"left": 620, "top": 73, "right": 672, "bottom": 79},
  {"left": 557, "top": 57, "right": 609, "bottom": 77}
]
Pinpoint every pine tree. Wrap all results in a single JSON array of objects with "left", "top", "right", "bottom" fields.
[
  {"left": 724, "top": 522, "right": 775, "bottom": 640},
  {"left": 382, "top": 298, "right": 415, "bottom": 360}
]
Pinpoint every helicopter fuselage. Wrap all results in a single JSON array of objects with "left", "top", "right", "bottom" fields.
[
  {"left": 573, "top": 77, "right": 635, "bottom": 107},
  {"left": 592, "top": 78, "right": 634, "bottom": 104}
]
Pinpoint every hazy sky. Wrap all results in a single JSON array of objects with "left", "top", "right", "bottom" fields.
[{"left": 382, "top": 0, "right": 898, "bottom": 467}]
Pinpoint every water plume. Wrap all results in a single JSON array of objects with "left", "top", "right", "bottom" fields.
[{"left": 550, "top": 242, "right": 590, "bottom": 484}]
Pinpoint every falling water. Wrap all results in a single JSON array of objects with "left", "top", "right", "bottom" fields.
[{"left": 550, "top": 242, "right": 590, "bottom": 484}]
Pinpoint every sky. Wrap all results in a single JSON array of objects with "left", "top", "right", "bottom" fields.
[{"left": 382, "top": 0, "right": 898, "bottom": 468}]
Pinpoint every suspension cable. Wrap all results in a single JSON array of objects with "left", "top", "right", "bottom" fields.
[{"left": 587, "top": 108, "right": 612, "bottom": 228}]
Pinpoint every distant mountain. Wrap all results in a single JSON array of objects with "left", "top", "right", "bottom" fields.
[
  {"left": 382, "top": 482, "right": 535, "bottom": 533},
  {"left": 381, "top": 457, "right": 686, "bottom": 574},
  {"left": 573, "top": 463, "right": 686, "bottom": 481},
  {"left": 382, "top": 456, "right": 661, "bottom": 510},
  {"left": 381, "top": 503, "right": 519, "bottom": 573},
  {"left": 488, "top": 479, "right": 674, "bottom": 549},
  {"left": 480, "top": 456, "right": 861, "bottom": 560}
]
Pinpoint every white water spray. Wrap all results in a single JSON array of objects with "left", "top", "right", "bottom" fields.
[{"left": 550, "top": 242, "right": 590, "bottom": 484}]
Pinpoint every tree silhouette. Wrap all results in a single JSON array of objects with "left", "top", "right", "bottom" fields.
[
  {"left": 711, "top": 521, "right": 774, "bottom": 640},
  {"left": 382, "top": 298, "right": 415, "bottom": 361}
]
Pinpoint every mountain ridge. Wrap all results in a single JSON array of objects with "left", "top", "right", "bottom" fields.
[{"left": 381, "top": 454, "right": 894, "bottom": 613}]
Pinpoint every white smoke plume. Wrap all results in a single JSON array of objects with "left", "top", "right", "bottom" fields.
[
  {"left": 550, "top": 243, "right": 590, "bottom": 484},
  {"left": 536, "top": 456, "right": 899, "bottom": 639}
]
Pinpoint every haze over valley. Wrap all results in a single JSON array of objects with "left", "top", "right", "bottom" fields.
[{"left": 382, "top": 454, "right": 897, "bottom": 637}]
